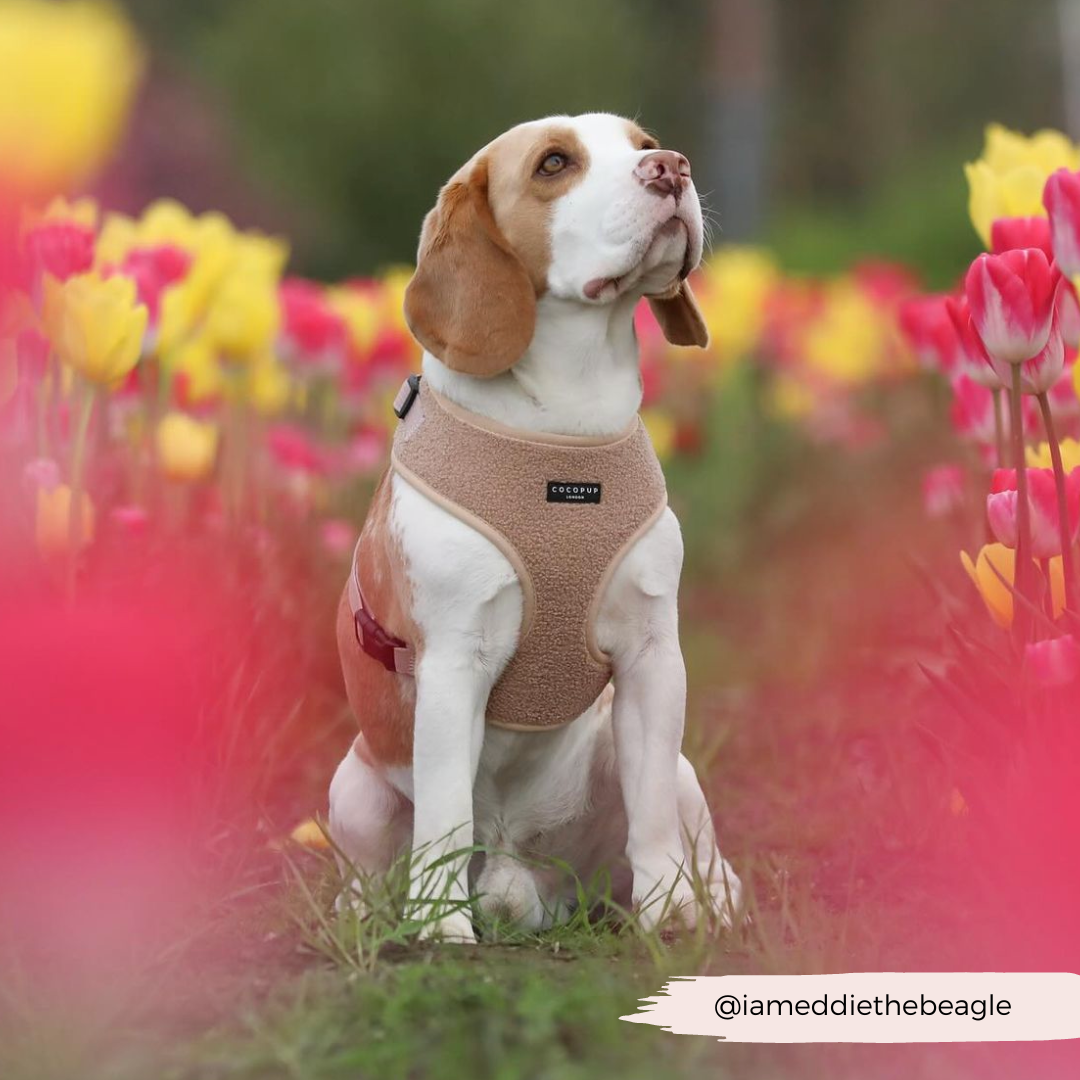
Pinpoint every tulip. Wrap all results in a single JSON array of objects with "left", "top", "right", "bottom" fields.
[
  {"left": 36, "top": 485, "right": 94, "bottom": 557},
  {"left": 1043, "top": 169, "right": 1080, "bottom": 277},
  {"left": 991, "top": 215, "right": 1054, "bottom": 259},
  {"left": 0, "top": 1, "right": 144, "bottom": 193},
  {"left": 22, "top": 457, "right": 60, "bottom": 493},
  {"left": 24, "top": 220, "right": 95, "bottom": 282},
  {"left": 267, "top": 424, "right": 326, "bottom": 475},
  {"left": 898, "top": 294, "right": 958, "bottom": 373},
  {"left": 945, "top": 295, "right": 1001, "bottom": 388},
  {"left": 923, "top": 464, "right": 965, "bottom": 518},
  {"left": 961, "top": 543, "right": 1064, "bottom": 628},
  {"left": 320, "top": 519, "right": 355, "bottom": 557},
  {"left": 965, "top": 249, "right": 1059, "bottom": 365},
  {"left": 1028, "top": 437, "right": 1080, "bottom": 471},
  {"left": 105, "top": 244, "right": 192, "bottom": 325},
  {"left": 1024, "top": 634, "right": 1080, "bottom": 687},
  {"left": 246, "top": 358, "right": 292, "bottom": 417},
  {"left": 1055, "top": 277, "right": 1080, "bottom": 348},
  {"left": 965, "top": 125, "right": 1080, "bottom": 247},
  {"left": 999, "top": 316, "right": 1066, "bottom": 396},
  {"left": 987, "top": 467, "right": 1080, "bottom": 559},
  {"left": 279, "top": 278, "right": 348, "bottom": 368},
  {"left": 156, "top": 412, "right": 219, "bottom": 482},
  {"left": 43, "top": 272, "right": 148, "bottom": 385}
]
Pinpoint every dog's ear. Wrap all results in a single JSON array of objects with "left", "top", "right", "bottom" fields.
[
  {"left": 404, "top": 158, "right": 537, "bottom": 378},
  {"left": 647, "top": 280, "right": 709, "bottom": 349}
]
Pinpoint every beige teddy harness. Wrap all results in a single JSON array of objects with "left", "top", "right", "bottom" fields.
[{"left": 349, "top": 376, "right": 668, "bottom": 730}]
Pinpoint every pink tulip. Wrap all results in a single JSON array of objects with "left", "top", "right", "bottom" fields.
[
  {"left": 320, "top": 518, "right": 355, "bottom": 556},
  {"left": 1056, "top": 277, "right": 1080, "bottom": 348},
  {"left": 1024, "top": 635, "right": 1080, "bottom": 688},
  {"left": 898, "top": 294, "right": 958, "bottom": 373},
  {"left": 267, "top": 424, "right": 328, "bottom": 475},
  {"left": 991, "top": 215, "right": 1054, "bottom": 260},
  {"left": 1043, "top": 168, "right": 1080, "bottom": 277},
  {"left": 922, "top": 464, "right": 965, "bottom": 518},
  {"left": 987, "top": 466, "right": 1080, "bottom": 558},
  {"left": 22, "top": 457, "right": 60, "bottom": 493},
  {"left": 24, "top": 220, "right": 95, "bottom": 282},
  {"left": 1010, "top": 316, "right": 1066, "bottom": 395},
  {"left": 1047, "top": 358, "right": 1080, "bottom": 427},
  {"left": 279, "top": 278, "right": 347, "bottom": 368},
  {"left": 965, "top": 249, "right": 1059, "bottom": 365},
  {"left": 945, "top": 295, "right": 1001, "bottom": 388}
]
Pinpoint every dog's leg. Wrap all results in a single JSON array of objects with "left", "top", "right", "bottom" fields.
[
  {"left": 676, "top": 754, "right": 742, "bottom": 927},
  {"left": 328, "top": 742, "right": 411, "bottom": 911},
  {"left": 612, "top": 621, "right": 698, "bottom": 930},
  {"left": 408, "top": 646, "right": 489, "bottom": 943}
]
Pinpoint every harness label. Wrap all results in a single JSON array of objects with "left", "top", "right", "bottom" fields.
[{"left": 546, "top": 481, "right": 602, "bottom": 504}]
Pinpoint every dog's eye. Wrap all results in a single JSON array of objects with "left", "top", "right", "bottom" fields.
[{"left": 537, "top": 152, "right": 568, "bottom": 176}]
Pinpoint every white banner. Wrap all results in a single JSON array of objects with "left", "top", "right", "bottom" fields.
[{"left": 621, "top": 972, "right": 1080, "bottom": 1042}]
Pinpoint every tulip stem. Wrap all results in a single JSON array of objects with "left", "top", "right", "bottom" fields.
[
  {"left": 991, "top": 388, "right": 1006, "bottom": 469},
  {"left": 66, "top": 384, "right": 96, "bottom": 606},
  {"left": 1037, "top": 392, "right": 1077, "bottom": 614},
  {"left": 1008, "top": 372, "right": 1033, "bottom": 640}
]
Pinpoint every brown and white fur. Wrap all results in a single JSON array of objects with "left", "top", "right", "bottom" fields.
[{"left": 331, "top": 113, "right": 740, "bottom": 942}]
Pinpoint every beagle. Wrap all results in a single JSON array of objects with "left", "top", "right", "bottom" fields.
[{"left": 330, "top": 113, "right": 740, "bottom": 942}]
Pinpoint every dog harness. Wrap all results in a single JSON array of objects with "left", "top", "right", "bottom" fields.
[{"left": 349, "top": 376, "right": 667, "bottom": 730}]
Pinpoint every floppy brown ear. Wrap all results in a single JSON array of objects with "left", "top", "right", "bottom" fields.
[
  {"left": 403, "top": 159, "right": 537, "bottom": 377},
  {"left": 647, "top": 281, "right": 709, "bottom": 349}
]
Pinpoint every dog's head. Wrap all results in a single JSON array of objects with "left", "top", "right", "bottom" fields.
[{"left": 404, "top": 113, "right": 708, "bottom": 378}]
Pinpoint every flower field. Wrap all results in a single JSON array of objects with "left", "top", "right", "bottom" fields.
[{"left": 2, "top": 4, "right": 1080, "bottom": 1080}]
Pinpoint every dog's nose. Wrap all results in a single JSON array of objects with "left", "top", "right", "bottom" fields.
[{"left": 634, "top": 150, "right": 691, "bottom": 199}]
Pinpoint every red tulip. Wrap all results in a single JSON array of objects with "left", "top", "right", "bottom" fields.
[
  {"left": 945, "top": 294, "right": 1001, "bottom": 388},
  {"left": 987, "top": 466, "right": 1080, "bottom": 558},
  {"left": 898, "top": 294, "right": 958, "bottom": 373},
  {"left": 991, "top": 215, "right": 1054, "bottom": 260},
  {"left": 1043, "top": 168, "right": 1080, "bottom": 277},
  {"left": 965, "top": 249, "right": 1059, "bottom": 365}
]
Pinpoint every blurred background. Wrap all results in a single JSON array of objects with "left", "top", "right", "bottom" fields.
[{"left": 105, "top": 0, "right": 1071, "bottom": 284}]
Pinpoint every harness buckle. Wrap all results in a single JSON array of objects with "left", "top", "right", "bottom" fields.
[
  {"left": 393, "top": 374, "right": 422, "bottom": 419},
  {"left": 354, "top": 605, "right": 411, "bottom": 675}
]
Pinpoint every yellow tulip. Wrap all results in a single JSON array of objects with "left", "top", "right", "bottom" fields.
[
  {"left": 36, "top": 484, "right": 94, "bottom": 556},
  {"left": 247, "top": 358, "right": 293, "bottom": 417},
  {"left": 43, "top": 271, "right": 147, "bottom": 385},
  {"left": 641, "top": 408, "right": 677, "bottom": 461},
  {"left": 288, "top": 818, "right": 330, "bottom": 850},
  {"left": 203, "top": 273, "right": 280, "bottom": 359},
  {"left": 166, "top": 333, "right": 224, "bottom": 404},
  {"left": 960, "top": 543, "right": 1064, "bottom": 628},
  {"left": 1027, "top": 437, "right": 1080, "bottom": 472},
  {"left": 964, "top": 123, "right": 1080, "bottom": 247},
  {"left": 767, "top": 374, "right": 817, "bottom": 420},
  {"left": 802, "top": 281, "right": 886, "bottom": 386},
  {"left": 697, "top": 246, "right": 779, "bottom": 365},
  {"left": 0, "top": 0, "right": 143, "bottom": 192},
  {"left": 329, "top": 286, "right": 380, "bottom": 354},
  {"left": 156, "top": 412, "right": 219, "bottom": 482}
]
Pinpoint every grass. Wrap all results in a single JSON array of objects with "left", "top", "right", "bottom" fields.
[{"left": 2, "top": 381, "right": 1077, "bottom": 1080}]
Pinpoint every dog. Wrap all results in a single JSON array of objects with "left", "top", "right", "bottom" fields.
[{"left": 330, "top": 113, "right": 740, "bottom": 942}]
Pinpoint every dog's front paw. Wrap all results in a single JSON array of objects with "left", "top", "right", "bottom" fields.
[
  {"left": 416, "top": 910, "right": 476, "bottom": 944},
  {"left": 632, "top": 871, "right": 699, "bottom": 933}
]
